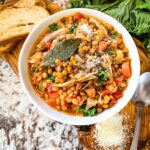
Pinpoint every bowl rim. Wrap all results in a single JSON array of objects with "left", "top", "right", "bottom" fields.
[{"left": 19, "top": 8, "right": 140, "bottom": 125}]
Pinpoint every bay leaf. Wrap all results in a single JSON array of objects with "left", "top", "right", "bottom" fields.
[{"left": 42, "top": 38, "right": 82, "bottom": 67}]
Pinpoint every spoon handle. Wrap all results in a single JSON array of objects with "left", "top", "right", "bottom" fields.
[{"left": 130, "top": 102, "right": 144, "bottom": 150}]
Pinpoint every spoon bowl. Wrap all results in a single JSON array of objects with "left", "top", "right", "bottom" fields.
[
  {"left": 130, "top": 72, "right": 150, "bottom": 150},
  {"left": 132, "top": 72, "right": 150, "bottom": 106}
]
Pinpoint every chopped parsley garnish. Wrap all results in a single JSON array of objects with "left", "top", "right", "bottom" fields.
[
  {"left": 107, "top": 48, "right": 116, "bottom": 56},
  {"left": 49, "top": 23, "right": 58, "bottom": 32},
  {"left": 76, "top": 104, "right": 96, "bottom": 116},
  {"left": 46, "top": 72, "right": 55, "bottom": 82},
  {"left": 97, "top": 69, "right": 109, "bottom": 81},
  {"left": 48, "top": 75, "right": 55, "bottom": 82},
  {"left": 69, "top": 23, "right": 78, "bottom": 33},
  {"left": 108, "top": 32, "right": 118, "bottom": 39}
]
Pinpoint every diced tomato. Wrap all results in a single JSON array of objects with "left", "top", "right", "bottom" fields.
[
  {"left": 56, "top": 59, "right": 62, "bottom": 66},
  {"left": 110, "top": 98, "right": 117, "bottom": 104},
  {"left": 122, "top": 62, "right": 131, "bottom": 78},
  {"left": 86, "top": 88, "right": 96, "bottom": 98},
  {"left": 47, "top": 83, "right": 53, "bottom": 93},
  {"left": 102, "top": 89, "right": 113, "bottom": 95},
  {"left": 48, "top": 98, "right": 57, "bottom": 107},
  {"left": 76, "top": 97, "right": 84, "bottom": 106},
  {"left": 72, "top": 94, "right": 77, "bottom": 98},
  {"left": 76, "top": 83, "right": 82, "bottom": 90},
  {"left": 49, "top": 91, "right": 59, "bottom": 99},
  {"left": 74, "top": 12, "right": 83, "bottom": 21},
  {"left": 46, "top": 42, "right": 52, "bottom": 49},
  {"left": 114, "top": 75, "right": 124, "bottom": 84},
  {"left": 114, "top": 91, "right": 123, "bottom": 99}
]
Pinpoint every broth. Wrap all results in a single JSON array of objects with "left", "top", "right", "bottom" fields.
[{"left": 28, "top": 12, "right": 131, "bottom": 117}]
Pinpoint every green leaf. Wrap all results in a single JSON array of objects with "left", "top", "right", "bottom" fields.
[
  {"left": 76, "top": 104, "right": 97, "bottom": 116},
  {"left": 42, "top": 38, "right": 82, "bottom": 67},
  {"left": 136, "top": 2, "right": 150, "bottom": 11},
  {"left": 107, "top": 48, "right": 116, "bottom": 56},
  {"left": 97, "top": 69, "right": 109, "bottom": 81},
  {"left": 49, "top": 23, "right": 58, "bottom": 32},
  {"left": 70, "top": 0, "right": 85, "bottom": 8},
  {"left": 91, "top": 0, "right": 100, "bottom": 5},
  {"left": 46, "top": 72, "right": 55, "bottom": 82},
  {"left": 84, "top": 108, "right": 96, "bottom": 116},
  {"left": 70, "top": 0, "right": 150, "bottom": 56},
  {"left": 76, "top": 104, "right": 86, "bottom": 113},
  {"left": 69, "top": 23, "right": 78, "bottom": 33},
  {"left": 48, "top": 75, "right": 55, "bottom": 82}
]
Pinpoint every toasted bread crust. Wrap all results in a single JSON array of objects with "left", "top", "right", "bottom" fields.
[
  {"left": 0, "top": 5, "right": 49, "bottom": 42},
  {"left": 0, "top": 0, "right": 63, "bottom": 56}
]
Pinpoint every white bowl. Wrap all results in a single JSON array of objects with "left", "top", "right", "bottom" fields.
[{"left": 19, "top": 8, "right": 140, "bottom": 125}]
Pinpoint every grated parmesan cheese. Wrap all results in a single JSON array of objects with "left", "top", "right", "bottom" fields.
[
  {"left": 80, "top": 24, "right": 92, "bottom": 35},
  {"left": 95, "top": 114, "right": 124, "bottom": 148},
  {"left": 85, "top": 54, "right": 101, "bottom": 70}
]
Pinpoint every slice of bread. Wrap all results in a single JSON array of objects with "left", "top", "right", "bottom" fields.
[
  {"left": 0, "top": 6, "right": 49, "bottom": 42},
  {"left": 0, "top": 0, "right": 46, "bottom": 10},
  {"left": 14, "top": 0, "right": 46, "bottom": 8}
]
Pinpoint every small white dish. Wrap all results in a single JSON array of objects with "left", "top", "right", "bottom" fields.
[{"left": 19, "top": 8, "right": 140, "bottom": 125}]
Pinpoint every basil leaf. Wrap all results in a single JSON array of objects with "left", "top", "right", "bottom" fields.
[{"left": 42, "top": 38, "right": 82, "bottom": 67}]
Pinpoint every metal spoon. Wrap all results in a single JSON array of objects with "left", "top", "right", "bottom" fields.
[{"left": 130, "top": 72, "right": 150, "bottom": 150}]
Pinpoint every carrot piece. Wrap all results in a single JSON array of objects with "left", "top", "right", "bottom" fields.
[
  {"left": 86, "top": 88, "right": 96, "bottom": 98},
  {"left": 122, "top": 62, "right": 131, "bottom": 78},
  {"left": 48, "top": 98, "right": 57, "bottom": 107},
  {"left": 49, "top": 92, "right": 59, "bottom": 99},
  {"left": 102, "top": 89, "right": 113, "bottom": 95}
]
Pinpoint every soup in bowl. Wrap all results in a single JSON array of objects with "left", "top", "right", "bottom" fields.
[{"left": 19, "top": 8, "right": 140, "bottom": 125}]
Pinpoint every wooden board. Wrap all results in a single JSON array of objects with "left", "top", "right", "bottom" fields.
[
  {"left": 78, "top": 44, "right": 150, "bottom": 150},
  {"left": 0, "top": 2, "right": 150, "bottom": 149}
]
